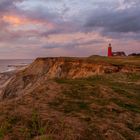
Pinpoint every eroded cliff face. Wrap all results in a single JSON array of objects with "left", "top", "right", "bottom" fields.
[
  {"left": 23, "top": 57, "right": 120, "bottom": 78},
  {"left": 1, "top": 57, "right": 140, "bottom": 99}
]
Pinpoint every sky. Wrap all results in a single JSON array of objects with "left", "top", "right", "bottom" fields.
[{"left": 0, "top": 0, "right": 140, "bottom": 59}]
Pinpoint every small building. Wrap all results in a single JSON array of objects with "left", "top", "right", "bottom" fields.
[
  {"left": 107, "top": 44, "right": 126, "bottom": 57},
  {"left": 128, "top": 53, "right": 140, "bottom": 56},
  {"left": 112, "top": 52, "right": 126, "bottom": 56}
]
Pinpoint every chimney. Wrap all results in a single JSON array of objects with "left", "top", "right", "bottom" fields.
[{"left": 108, "top": 43, "right": 112, "bottom": 57}]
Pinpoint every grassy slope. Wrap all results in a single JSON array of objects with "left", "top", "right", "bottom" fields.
[
  {"left": 0, "top": 57, "right": 140, "bottom": 140},
  {"left": 54, "top": 73, "right": 140, "bottom": 138}
]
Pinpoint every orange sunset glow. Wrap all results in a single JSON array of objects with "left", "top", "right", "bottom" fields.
[{"left": 3, "top": 15, "right": 24, "bottom": 26}]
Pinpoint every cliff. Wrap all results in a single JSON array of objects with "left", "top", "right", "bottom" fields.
[
  {"left": 0, "top": 56, "right": 140, "bottom": 140},
  {"left": 2, "top": 57, "right": 140, "bottom": 99}
]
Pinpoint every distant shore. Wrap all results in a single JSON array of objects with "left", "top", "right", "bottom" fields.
[
  {"left": 0, "top": 59, "right": 33, "bottom": 73},
  {"left": 0, "top": 64, "right": 29, "bottom": 73}
]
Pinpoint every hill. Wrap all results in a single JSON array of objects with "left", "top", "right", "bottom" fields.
[{"left": 0, "top": 56, "right": 140, "bottom": 140}]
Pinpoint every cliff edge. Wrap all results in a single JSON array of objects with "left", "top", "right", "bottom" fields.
[{"left": 2, "top": 57, "right": 140, "bottom": 99}]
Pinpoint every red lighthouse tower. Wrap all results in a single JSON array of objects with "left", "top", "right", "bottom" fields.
[{"left": 108, "top": 43, "right": 112, "bottom": 57}]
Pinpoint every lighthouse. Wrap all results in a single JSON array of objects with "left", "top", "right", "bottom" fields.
[{"left": 108, "top": 43, "right": 112, "bottom": 57}]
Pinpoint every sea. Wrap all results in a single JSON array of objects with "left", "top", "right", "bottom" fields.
[{"left": 0, "top": 59, "right": 33, "bottom": 73}]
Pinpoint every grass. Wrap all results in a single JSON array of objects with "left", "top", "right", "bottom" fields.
[
  {"left": 0, "top": 56, "right": 140, "bottom": 140},
  {"left": 0, "top": 121, "right": 13, "bottom": 140},
  {"left": 0, "top": 110, "right": 50, "bottom": 140},
  {"left": 88, "top": 55, "right": 140, "bottom": 66},
  {"left": 24, "top": 109, "right": 49, "bottom": 139},
  {"left": 55, "top": 72, "right": 140, "bottom": 115},
  {"left": 49, "top": 96, "right": 91, "bottom": 114},
  {"left": 112, "top": 98, "right": 140, "bottom": 113},
  {"left": 63, "top": 101, "right": 90, "bottom": 114}
]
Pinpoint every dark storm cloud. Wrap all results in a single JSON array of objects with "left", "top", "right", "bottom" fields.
[
  {"left": 124, "top": 0, "right": 140, "bottom": 5},
  {"left": 21, "top": 7, "right": 61, "bottom": 24},
  {"left": 18, "top": 0, "right": 140, "bottom": 39},
  {"left": 0, "top": 0, "right": 23, "bottom": 13},
  {"left": 85, "top": 4, "right": 140, "bottom": 34},
  {"left": 42, "top": 39, "right": 105, "bottom": 50},
  {"left": 41, "top": 22, "right": 80, "bottom": 37}
]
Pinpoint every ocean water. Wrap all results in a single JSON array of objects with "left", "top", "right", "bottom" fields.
[{"left": 0, "top": 59, "right": 33, "bottom": 73}]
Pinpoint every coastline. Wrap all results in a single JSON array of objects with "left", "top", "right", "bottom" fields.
[
  {"left": 0, "top": 65, "right": 29, "bottom": 96},
  {"left": 0, "top": 64, "right": 29, "bottom": 73}
]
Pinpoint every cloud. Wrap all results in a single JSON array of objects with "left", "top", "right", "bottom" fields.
[
  {"left": 0, "top": 0, "right": 23, "bottom": 14},
  {"left": 42, "top": 39, "right": 105, "bottom": 50},
  {"left": 0, "top": 0, "right": 139, "bottom": 58},
  {"left": 85, "top": 6, "right": 140, "bottom": 33}
]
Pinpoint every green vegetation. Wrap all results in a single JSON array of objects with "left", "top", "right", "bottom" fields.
[
  {"left": 55, "top": 72, "right": 140, "bottom": 114},
  {"left": 0, "top": 116, "right": 18, "bottom": 140},
  {"left": 27, "top": 110, "right": 44, "bottom": 138},
  {"left": 88, "top": 55, "right": 140, "bottom": 66},
  {"left": 112, "top": 98, "right": 140, "bottom": 113}
]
